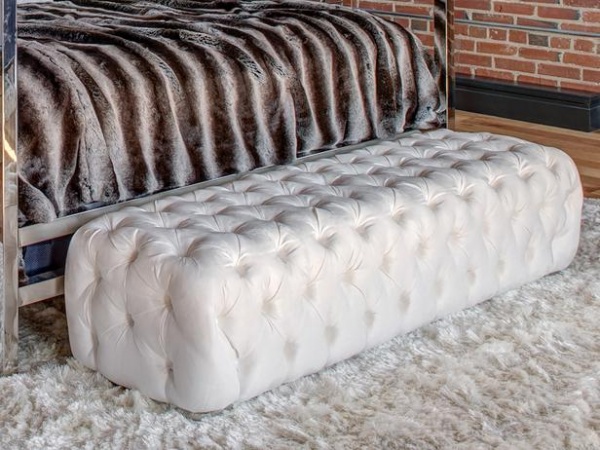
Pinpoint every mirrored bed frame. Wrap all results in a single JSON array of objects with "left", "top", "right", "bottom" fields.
[{"left": 0, "top": 0, "right": 455, "bottom": 372}]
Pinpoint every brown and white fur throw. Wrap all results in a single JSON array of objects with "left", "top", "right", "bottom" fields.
[{"left": 17, "top": 0, "right": 443, "bottom": 224}]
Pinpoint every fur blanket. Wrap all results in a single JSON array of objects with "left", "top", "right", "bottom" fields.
[{"left": 17, "top": 0, "right": 443, "bottom": 225}]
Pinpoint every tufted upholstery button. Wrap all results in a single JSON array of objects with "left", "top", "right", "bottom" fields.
[
  {"left": 64, "top": 129, "right": 583, "bottom": 414},
  {"left": 458, "top": 190, "right": 474, "bottom": 204},
  {"left": 235, "top": 262, "right": 249, "bottom": 277},
  {"left": 392, "top": 209, "right": 405, "bottom": 224},
  {"left": 427, "top": 199, "right": 443, "bottom": 211},
  {"left": 262, "top": 298, "right": 276, "bottom": 316},
  {"left": 316, "top": 234, "right": 333, "bottom": 248},
  {"left": 489, "top": 178, "right": 503, "bottom": 191},
  {"left": 355, "top": 224, "right": 371, "bottom": 240},
  {"left": 519, "top": 170, "right": 534, "bottom": 181},
  {"left": 128, "top": 250, "right": 139, "bottom": 263},
  {"left": 164, "top": 295, "right": 173, "bottom": 312},
  {"left": 276, "top": 248, "right": 291, "bottom": 263}
]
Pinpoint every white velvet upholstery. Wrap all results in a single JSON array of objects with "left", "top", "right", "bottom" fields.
[{"left": 64, "top": 130, "right": 583, "bottom": 412}]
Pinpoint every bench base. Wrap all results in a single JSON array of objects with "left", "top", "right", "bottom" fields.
[{"left": 65, "top": 130, "right": 582, "bottom": 412}]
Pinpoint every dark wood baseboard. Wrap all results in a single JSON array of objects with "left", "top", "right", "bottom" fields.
[{"left": 456, "top": 76, "right": 600, "bottom": 132}]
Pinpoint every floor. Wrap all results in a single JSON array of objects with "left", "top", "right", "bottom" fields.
[{"left": 455, "top": 111, "right": 600, "bottom": 199}]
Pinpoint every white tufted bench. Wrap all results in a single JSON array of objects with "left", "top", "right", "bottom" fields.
[{"left": 64, "top": 130, "right": 583, "bottom": 413}]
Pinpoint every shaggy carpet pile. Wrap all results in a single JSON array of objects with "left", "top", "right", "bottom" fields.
[{"left": 0, "top": 199, "right": 598, "bottom": 449}]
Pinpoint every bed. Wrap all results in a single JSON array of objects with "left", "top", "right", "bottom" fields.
[{"left": 0, "top": 0, "right": 455, "bottom": 371}]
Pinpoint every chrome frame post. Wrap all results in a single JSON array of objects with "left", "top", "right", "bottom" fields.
[
  {"left": 1, "top": 0, "right": 19, "bottom": 374},
  {"left": 433, "top": 0, "right": 455, "bottom": 130}
]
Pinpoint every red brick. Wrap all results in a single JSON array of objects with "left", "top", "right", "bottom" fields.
[
  {"left": 457, "top": 0, "right": 491, "bottom": 10},
  {"left": 474, "top": 68, "right": 515, "bottom": 81},
  {"left": 519, "top": 48, "right": 560, "bottom": 62},
  {"left": 414, "top": 32, "right": 434, "bottom": 47},
  {"left": 392, "top": 5, "right": 431, "bottom": 16},
  {"left": 459, "top": 39, "right": 476, "bottom": 51},
  {"left": 538, "top": 6, "right": 580, "bottom": 21},
  {"left": 456, "top": 66, "right": 473, "bottom": 77},
  {"left": 583, "top": 69, "right": 600, "bottom": 83},
  {"left": 509, "top": 30, "right": 527, "bottom": 44},
  {"left": 529, "top": 34, "right": 549, "bottom": 47},
  {"left": 561, "top": 23, "right": 600, "bottom": 34},
  {"left": 472, "top": 13, "right": 515, "bottom": 24},
  {"left": 538, "top": 64, "right": 581, "bottom": 80},
  {"left": 495, "top": 57, "right": 536, "bottom": 73},
  {"left": 358, "top": 0, "right": 394, "bottom": 11},
  {"left": 489, "top": 28, "right": 508, "bottom": 41},
  {"left": 494, "top": 2, "right": 535, "bottom": 15},
  {"left": 392, "top": 17, "right": 410, "bottom": 28},
  {"left": 477, "top": 42, "right": 518, "bottom": 56},
  {"left": 410, "top": 18, "right": 428, "bottom": 31},
  {"left": 574, "top": 39, "right": 595, "bottom": 53},
  {"left": 564, "top": 0, "right": 600, "bottom": 7},
  {"left": 340, "top": 0, "right": 598, "bottom": 91},
  {"left": 517, "top": 75, "right": 558, "bottom": 88},
  {"left": 467, "top": 26, "right": 487, "bottom": 39},
  {"left": 517, "top": 18, "right": 559, "bottom": 29},
  {"left": 582, "top": 11, "right": 600, "bottom": 24},
  {"left": 457, "top": 53, "right": 493, "bottom": 67},
  {"left": 357, "top": 1, "right": 394, "bottom": 11},
  {"left": 550, "top": 37, "right": 571, "bottom": 50},
  {"left": 564, "top": 53, "right": 600, "bottom": 69},
  {"left": 468, "top": 26, "right": 488, "bottom": 38},
  {"left": 455, "top": 24, "right": 470, "bottom": 36},
  {"left": 560, "top": 81, "right": 600, "bottom": 94}
]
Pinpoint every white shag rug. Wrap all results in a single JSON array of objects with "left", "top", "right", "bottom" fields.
[{"left": 1, "top": 199, "right": 598, "bottom": 449}]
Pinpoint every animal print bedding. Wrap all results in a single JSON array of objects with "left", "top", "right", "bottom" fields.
[{"left": 17, "top": 0, "right": 443, "bottom": 224}]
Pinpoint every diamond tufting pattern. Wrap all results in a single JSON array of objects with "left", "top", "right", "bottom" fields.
[{"left": 64, "top": 130, "right": 583, "bottom": 412}]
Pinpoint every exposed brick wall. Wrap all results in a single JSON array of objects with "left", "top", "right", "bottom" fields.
[
  {"left": 455, "top": 0, "right": 600, "bottom": 93},
  {"left": 324, "top": 0, "right": 436, "bottom": 48},
  {"left": 323, "top": 0, "right": 600, "bottom": 93}
]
